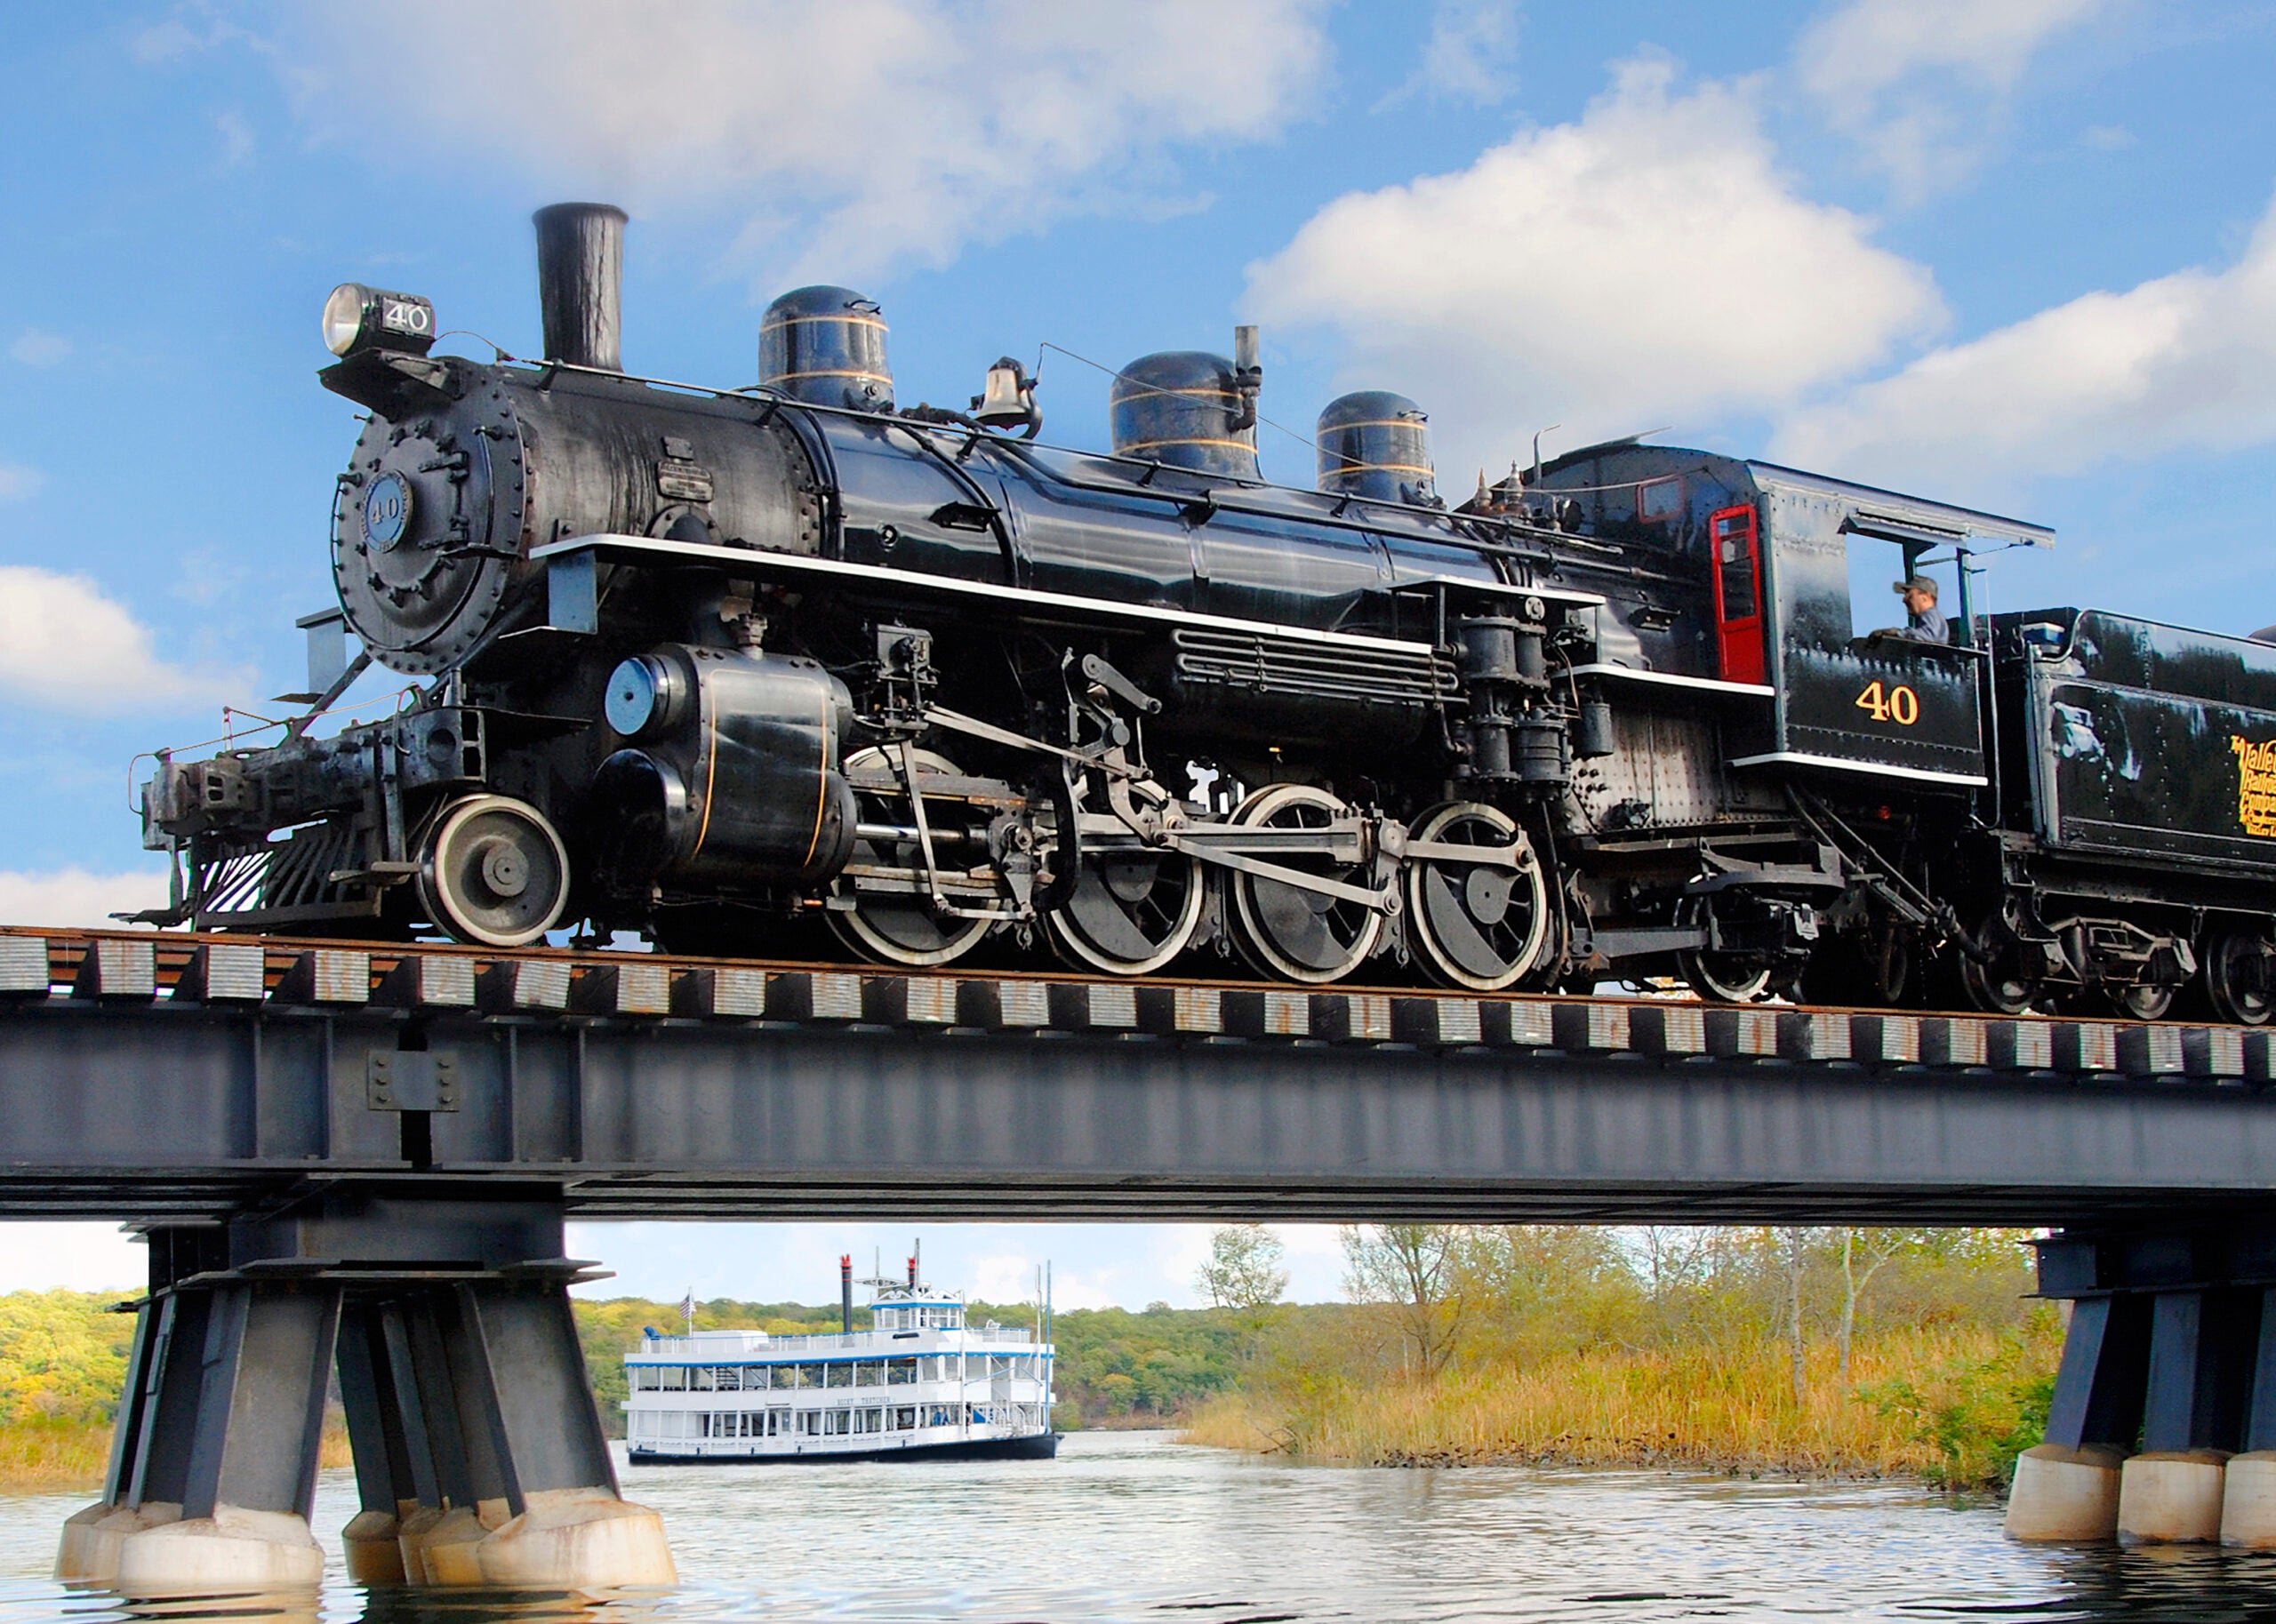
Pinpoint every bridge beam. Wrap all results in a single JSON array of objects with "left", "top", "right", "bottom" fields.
[{"left": 57, "top": 1186, "right": 673, "bottom": 1595}]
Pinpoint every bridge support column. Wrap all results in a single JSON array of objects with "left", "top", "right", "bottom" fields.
[
  {"left": 2011, "top": 1228, "right": 2274, "bottom": 1545},
  {"left": 60, "top": 1188, "right": 674, "bottom": 1595},
  {"left": 2008, "top": 1291, "right": 2147, "bottom": 1541},
  {"left": 2115, "top": 1288, "right": 2254, "bottom": 1543}
]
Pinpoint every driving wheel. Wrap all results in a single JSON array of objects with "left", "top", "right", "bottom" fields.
[
  {"left": 1044, "top": 839, "right": 1206, "bottom": 976},
  {"left": 827, "top": 745, "right": 994, "bottom": 968},
  {"left": 1224, "top": 784, "right": 1383, "bottom": 984},
  {"left": 419, "top": 794, "right": 571, "bottom": 948},
  {"left": 1403, "top": 803, "right": 1551, "bottom": 992}
]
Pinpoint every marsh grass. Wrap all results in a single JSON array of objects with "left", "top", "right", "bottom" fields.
[
  {"left": 1181, "top": 1321, "right": 2058, "bottom": 1488},
  {"left": 0, "top": 1414, "right": 354, "bottom": 1492}
]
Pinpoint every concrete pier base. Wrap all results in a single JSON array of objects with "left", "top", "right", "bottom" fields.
[
  {"left": 113, "top": 1505, "right": 325, "bottom": 1594},
  {"left": 55, "top": 1500, "right": 180, "bottom": 1583},
  {"left": 340, "top": 1508, "right": 405, "bottom": 1586},
  {"left": 2222, "top": 1451, "right": 2276, "bottom": 1547},
  {"left": 2005, "top": 1444, "right": 2126, "bottom": 1541},
  {"left": 2119, "top": 1451, "right": 2233, "bottom": 1544},
  {"left": 68, "top": 1198, "right": 677, "bottom": 1597},
  {"left": 475, "top": 1488, "right": 678, "bottom": 1589}
]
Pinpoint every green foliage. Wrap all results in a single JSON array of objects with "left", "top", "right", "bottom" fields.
[
  {"left": 1855, "top": 1308, "right": 2062, "bottom": 1491},
  {"left": 0, "top": 1290, "right": 136, "bottom": 1427}
]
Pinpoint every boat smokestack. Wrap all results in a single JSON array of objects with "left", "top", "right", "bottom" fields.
[
  {"left": 533, "top": 202, "right": 627, "bottom": 371},
  {"left": 907, "top": 1254, "right": 918, "bottom": 1289},
  {"left": 840, "top": 1254, "right": 853, "bottom": 1334}
]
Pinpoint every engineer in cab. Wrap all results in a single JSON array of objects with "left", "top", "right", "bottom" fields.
[{"left": 1870, "top": 575, "right": 1950, "bottom": 645}]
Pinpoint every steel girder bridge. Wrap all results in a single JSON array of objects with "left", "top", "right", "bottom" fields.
[{"left": 5, "top": 925, "right": 2276, "bottom": 1586}]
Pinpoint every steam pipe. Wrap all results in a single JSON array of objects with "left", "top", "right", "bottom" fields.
[
  {"left": 840, "top": 1253, "right": 853, "bottom": 1335},
  {"left": 533, "top": 203, "right": 628, "bottom": 372}
]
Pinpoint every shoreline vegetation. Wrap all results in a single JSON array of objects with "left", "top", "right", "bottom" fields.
[
  {"left": 0, "top": 1226, "right": 2053, "bottom": 1493},
  {"left": 1177, "top": 1224, "right": 2058, "bottom": 1493}
]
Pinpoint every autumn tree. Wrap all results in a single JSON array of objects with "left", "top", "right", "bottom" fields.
[
  {"left": 1341, "top": 1224, "right": 1464, "bottom": 1377},
  {"left": 1196, "top": 1224, "right": 1288, "bottom": 1344}
]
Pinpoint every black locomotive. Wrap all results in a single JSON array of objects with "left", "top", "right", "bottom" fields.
[{"left": 138, "top": 204, "right": 2276, "bottom": 1021}]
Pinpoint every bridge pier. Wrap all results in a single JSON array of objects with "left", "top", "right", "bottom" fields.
[
  {"left": 2010, "top": 1228, "right": 2276, "bottom": 1545},
  {"left": 58, "top": 1188, "right": 673, "bottom": 1594}
]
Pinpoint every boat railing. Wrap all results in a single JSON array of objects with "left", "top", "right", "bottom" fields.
[{"left": 635, "top": 1325, "right": 1041, "bottom": 1358}]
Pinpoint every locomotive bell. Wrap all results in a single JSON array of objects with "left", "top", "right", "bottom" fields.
[
  {"left": 760, "top": 286, "right": 894, "bottom": 412},
  {"left": 1316, "top": 390, "right": 1435, "bottom": 506},
  {"left": 972, "top": 357, "right": 1042, "bottom": 436}
]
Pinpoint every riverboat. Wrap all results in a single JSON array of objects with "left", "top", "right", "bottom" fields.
[{"left": 623, "top": 1258, "right": 1057, "bottom": 1463}]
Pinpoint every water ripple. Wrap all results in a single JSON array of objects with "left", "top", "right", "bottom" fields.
[{"left": 3, "top": 1434, "right": 2274, "bottom": 1622}]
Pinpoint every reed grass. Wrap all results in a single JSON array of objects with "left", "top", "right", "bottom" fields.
[
  {"left": 0, "top": 1415, "right": 354, "bottom": 1492},
  {"left": 1180, "top": 1323, "right": 2056, "bottom": 1484}
]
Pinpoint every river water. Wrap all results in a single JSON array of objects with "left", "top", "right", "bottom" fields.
[{"left": 4, "top": 1432, "right": 2275, "bottom": 1623}]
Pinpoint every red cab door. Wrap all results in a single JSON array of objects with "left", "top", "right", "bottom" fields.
[{"left": 1709, "top": 503, "right": 1765, "bottom": 684}]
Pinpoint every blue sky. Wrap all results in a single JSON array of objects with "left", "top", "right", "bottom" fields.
[{"left": 3, "top": 0, "right": 2273, "bottom": 1306}]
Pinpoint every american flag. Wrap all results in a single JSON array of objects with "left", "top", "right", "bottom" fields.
[{"left": 679, "top": 1290, "right": 696, "bottom": 1332}]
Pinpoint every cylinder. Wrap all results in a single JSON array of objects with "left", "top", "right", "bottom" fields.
[
  {"left": 1316, "top": 389, "right": 1434, "bottom": 504},
  {"left": 760, "top": 286, "right": 893, "bottom": 411},
  {"left": 1110, "top": 351, "right": 1259, "bottom": 480},
  {"left": 533, "top": 203, "right": 628, "bottom": 372},
  {"left": 840, "top": 1255, "right": 854, "bottom": 1335}
]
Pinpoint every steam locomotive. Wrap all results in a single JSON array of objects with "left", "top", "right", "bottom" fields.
[{"left": 137, "top": 204, "right": 2276, "bottom": 1020}]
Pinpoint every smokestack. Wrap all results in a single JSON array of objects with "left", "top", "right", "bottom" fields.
[
  {"left": 840, "top": 1254, "right": 853, "bottom": 1335},
  {"left": 907, "top": 1255, "right": 918, "bottom": 1289},
  {"left": 533, "top": 203, "right": 627, "bottom": 372}
]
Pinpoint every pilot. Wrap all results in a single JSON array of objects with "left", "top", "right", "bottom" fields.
[{"left": 1871, "top": 575, "right": 1949, "bottom": 644}]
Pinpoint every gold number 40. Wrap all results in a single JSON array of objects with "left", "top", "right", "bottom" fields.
[{"left": 1855, "top": 681, "right": 1919, "bottom": 725}]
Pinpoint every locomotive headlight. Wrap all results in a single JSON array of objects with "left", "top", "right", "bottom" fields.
[{"left": 322, "top": 283, "right": 438, "bottom": 358}]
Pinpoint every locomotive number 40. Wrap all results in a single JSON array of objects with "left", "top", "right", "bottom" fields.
[{"left": 1855, "top": 680, "right": 1919, "bottom": 725}]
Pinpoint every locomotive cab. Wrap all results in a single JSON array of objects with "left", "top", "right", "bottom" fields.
[
  {"left": 1736, "top": 465, "right": 2048, "bottom": 788},
  {"left": 1532, "top": 446, "right": 2049, "bottom": 789}
]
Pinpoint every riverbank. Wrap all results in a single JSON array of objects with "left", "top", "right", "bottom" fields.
[{"left": 1180, "top": 1321, "right": 2058, "bottom": 1490}]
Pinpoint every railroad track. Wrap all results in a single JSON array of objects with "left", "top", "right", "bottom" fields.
[{"left": 0, "top": 923, "right": 2267, "bottom": 1084}]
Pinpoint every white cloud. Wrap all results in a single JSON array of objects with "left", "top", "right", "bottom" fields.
[
  {"left": 1774, "top": 190, "right": 2276, "bottom": 494},
  {"left": 1246, "top": 54, "right": 1944, "bottom": 476},
  {"left": 1796, "top": 0, "right": 2104, "bottom": 197},
  {"left": 9, "top": 330, "right": 70, "bottom": 367},
  {"left": 1376, "top": 0, "right": 1522, "bottom": 110},
  {"left": 0, "top": 1223, "right": 144, "bottom": 1292},
  {"left": 278, "top": 0, "right": 1331, "bottom": 284},
  {"left": 0, "top": 566, "right": 246, "bottom": 714},
  {"left": 0, "top": 463, "right": 40, "bottom": 501},
  {"left": 0, "top": 868, "right": 171, "bottom": 929}
]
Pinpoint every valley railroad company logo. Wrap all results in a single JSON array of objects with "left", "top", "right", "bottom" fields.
[{"left": 2234, "top": 736, "right": 2276, "bottom": 836}]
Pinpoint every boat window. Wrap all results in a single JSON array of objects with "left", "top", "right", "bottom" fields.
[
  {"left": 795, "top": 1363, "right": 823, "bottom": 1388},
  {"left": 629, "top": 1367, "right": 659, "bottom": 1390},
  {"left": 714, "top": 1367, "right": 740, "bottom": 1391},
  {"left": 661, "top": 1367, "right": 687, "bottom": 1391},
  {"left": 767, "top": 1407, "right": 789, "bottom": 1436},
  {"left": 691, "top": 1367, "right": 717, "bottom": 1392},
  {"left": 800, "top": 1411, "right": 820, "bottom": 1436},
  {"left": 825, "top": 1363, "right": 853, "bottom": 1388},
  {"left": 854, "top": 1360, "right": 884, "bottom": 1386},
  {"left": 744, "top": 1365, "right": 770, "bottom": 1391},
  {"left": 887, "top": 1356, "right": 917, "bottom": 1385}
]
